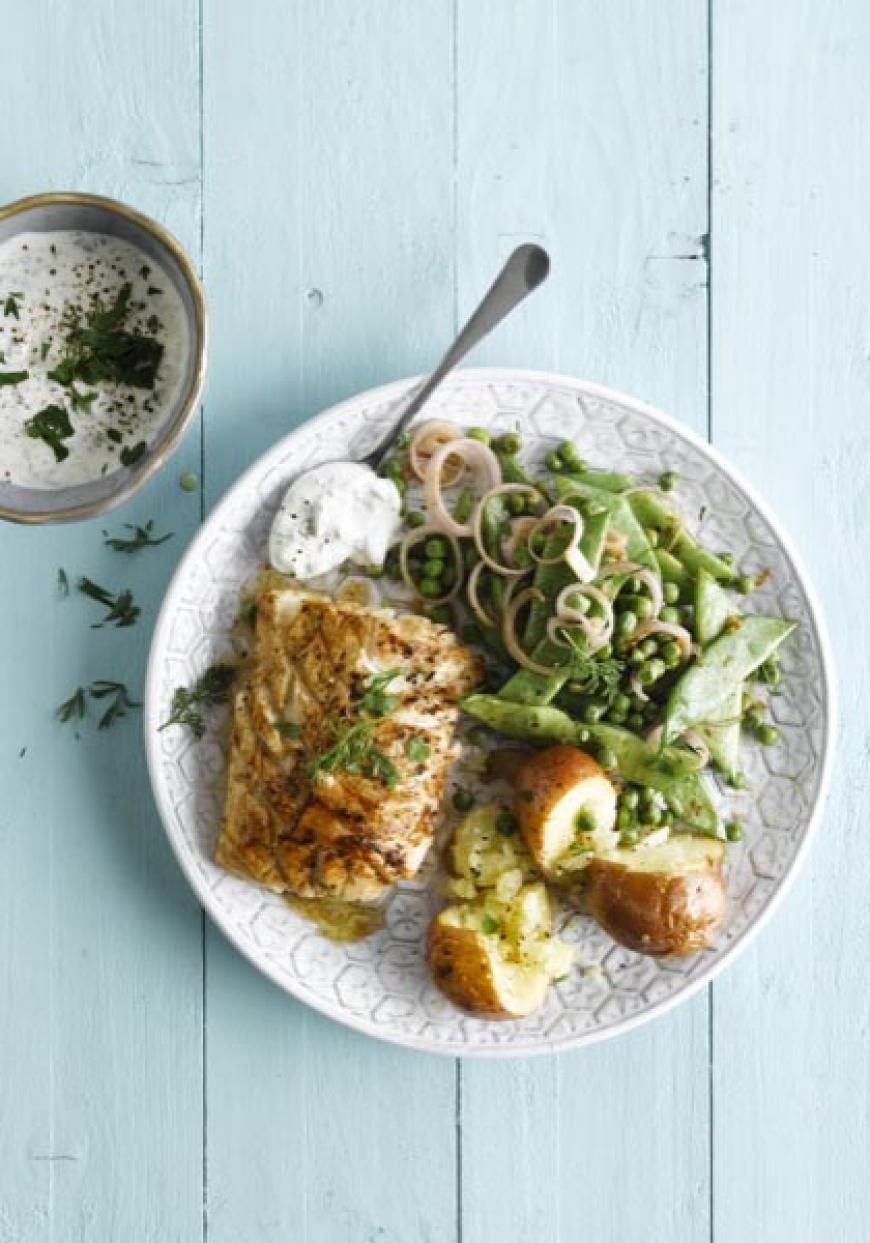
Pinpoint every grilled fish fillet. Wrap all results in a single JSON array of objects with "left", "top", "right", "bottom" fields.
[{"left": 216, "top": 589, "right": 484, "bottom": 902}]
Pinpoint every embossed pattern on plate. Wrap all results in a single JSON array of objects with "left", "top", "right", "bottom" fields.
[{"left": 144, "top": 369, "right": 834, "bottom": 1056}]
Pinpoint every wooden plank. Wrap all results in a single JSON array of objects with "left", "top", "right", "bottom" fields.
[
  {"left": 0, "top": 2, "right": 204, "bottom": 1240},
  {"left": 710, "top": 3, "right": 870, "bottom": 1239},
  {"left": 201, "top": 4, "right": 459, "bottom": 1240},
  {"left": 456, "top": 4, "right": 712, "bottom": 1240}
]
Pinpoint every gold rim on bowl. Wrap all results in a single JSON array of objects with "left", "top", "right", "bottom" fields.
[{"left": 0, "top": 191, "right": 208, "bottom": 525}]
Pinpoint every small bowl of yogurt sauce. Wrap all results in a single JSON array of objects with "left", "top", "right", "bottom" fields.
[{"left": 0, "top": 191, "right": 206, "bottom": 523}]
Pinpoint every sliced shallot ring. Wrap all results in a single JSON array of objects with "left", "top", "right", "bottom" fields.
[
  {"left": 546, "top": 615, "right": 608, "bottom": 656},
  {"left": 503, "top": 588, "right": 569, "bottom": 677},
  {"left": 466, "top": 559, "right": 497, "bottom": 628},
  {"left": 424, "top": 438, "right": 502, "bottom": 537},
  {"left": 630, "top": 671, "right": 650, "bottom": 703},
  {"left": 550, "top": 583, "right": 614, "bottom": 654},
  {"left": 625, "top": 619, "right": 693, "bottom": 659},
  {"left": 527, "top": 504, "right": 595, "bottom": 583},
  {"left": 595, "top": 559, "right": 662, "bottom": 615},
  {"left": 501, "top": 516, "right": 538, "bottom": 565},
  {"left": 398, "top": 525, "right": 462, "bottom": 606},
  {"left": 410, "top": 420, "right": 464, "bottom": 484},
  {"left": 472, "top": 483, "right": 544, "bottom": 576}
]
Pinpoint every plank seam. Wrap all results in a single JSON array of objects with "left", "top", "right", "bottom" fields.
[
  {"left": 707, "top": 4, "right": 715, "bottom": 1241},
  {"left": 198, "top": 1, "right": 207, "bottom": 1240}
]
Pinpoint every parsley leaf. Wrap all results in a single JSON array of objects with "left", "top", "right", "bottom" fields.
[
  {"left": 24, "top": 403, "right": 74, "bottom": 462},
  {"left": 159, "top": 663, "right": 237, "bottom": 738},
  {"left": 89, "top": 680, "right": 141, "bottom": 730},
  {"left": 56, "top": 687, "right": 87, "bottom": 723},
  {"left": 275, "top": 721, "right": 302, "bottom": 740},
  {"left": 49, "top": 283, "right": 165, "bottom": 390},
  {"left": 4, "top": 292, "right": 22, "bottom": 319},
  {"left": 120, "top": 441, "right": 147, "bottom": 467},
  {"left": 405, "top": 736, "right": 430, "bottom": 763}
]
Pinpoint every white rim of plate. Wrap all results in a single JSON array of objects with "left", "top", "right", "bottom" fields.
[{"left": 144, "top": 367, "right": 837, "bottom": 1058}]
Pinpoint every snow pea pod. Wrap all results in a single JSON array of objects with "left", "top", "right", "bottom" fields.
[
  {"left": 654, "top": 549, "right": 692, "bottom": 597},
  {"left": 663, "top": 615, "right": 796, "bottom": 744},
  {"left": 494, "top": 451, "right": 553, "bottom": 503},
  {"left": 565, "top": 469, "right": 634, "bottom": 493},
  {"left": 555, "top": 478, "right": 657, "bottom": 570},
  {"left": 693, "top": 569, "right": 743, "bottom": 779},
  {"left": 628, "top": 490, "right": 736, "bottom": 583},
  {"left": 462, "top": 695, "right": 720, "bottom": 834}
]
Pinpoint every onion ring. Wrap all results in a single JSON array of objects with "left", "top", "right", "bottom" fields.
[
  {"left": 472, "top": 484, "right": 544, "bottom": 577},
  {"left": 527, "top": 504, "right": 595, "bottom": 583},
  {"left": 410, "top": 420, "right": 464, "bottom": 484},
  {"left": 502, "top": 588, "right": 570, "bottom": 676},
  {"left": 423, "top": 438, "right": 502, "bottom": 537},
  {"left": 625, "top": 619, "right": 693, "bottom": 659}
]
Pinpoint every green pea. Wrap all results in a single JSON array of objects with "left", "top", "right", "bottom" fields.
[
  {"left": 616, "top": 807, "right": 633, "bottom": 832},
  {"left": 607, "top": 705, "right": 628, "bottom": 726},
  {"left": 757, "top": 724, "right": 780, "bottom": 746},
  {"left": 405, "top": 510, "right": 426, "bottom": 529},
  {"left": 737, "top": 574, "right": 754, "bottom": 595},
  {"left": 629, "top": 647, "right": 645, "bottom": 667},
  {"left": 507, "top": 493, "right": 526, "bottom": 515},
  {"left": 391, "top": 475, "right": 407, "bottom": 496},
  {"left": 467, "top": 427, "right": 491, "bottom": 444},
  {"left": 496, "top": 810, "right": 518, "bottom": 836},
  {"left": 621, "top": 787, "right": 640, "bottom": 811},
  {"left": 545, "top": 450, "right": 563, "bottom": 472},
  {"left": 467, "top": 725, "right": 489, "bottom": 747},
  {"left": 419, "top": 578, "right": 443, "bottom": 599},
  {"left": 756, "top": 658, "right": 782, "bottom": 687},
  {"left": 428, "top": 605, "right": 453, "bottom": 625},
  {"left": 663, "top": 581, "right": 681, "bottom": 605},
  {"left": 743, "top": 702, "right": 766, "bottom": 730},
  {"left": 424, "top": 537, "right": 447, "bottom": 558},
  {"left": 639, "top": 637, "right": 658, "bottom": 658},
  {"left": 423, "top": 558, "right": 445, "bottom": 579},
  {"left": 557, "top": 440, "right": 581, "bottom": 466},
  {"left": 645, "top": 804, "right": 663, "bottom": 826},
  {"left": 634, "top": 595, "right": 654, "bottom": 621},
  {"left": 729, "top": 771, "right": 749, "bottom": 790},
  {"left": 494, "top": 432, "right": 521, "bottom": 455},
  {"left": 619, "top": 827, "right": 640, "bottom": 847},
  {"left": 644, "top": 526, "right": 660, "bottom": 548},
  {"left": 452, "top": 789, "right": 474, "bottom": 812},
  {"left": 725, "top": 819, "right": 744, "bottom": 842},
  {"left": 179, "top": 471, "right": 198, "bottom": 492},
  {"left": 659, "top": 605, "right": 681, "bottom": 625},
  {"left": 661, "top": 639, "right": 682, "bottom": 667},
  {"left": 636, "top": 658, "right": 664, "bottom": 686},
  {"left": 611, "top": 692, "right": 632, "bottom": 717},
  {"left": 627, "top": 712, "right": 645, "bottom": 732},
  {"left": 598, "top": 746, "right": 618, "bottom": 770},
  {"left": 583, "top": 702, "right": 606, "bottom": 724},
  {"left": 616, "top": 610, "right": 638, "bottom": 637},
  {"left": 659, "top": 470, "right": 678, "bottom": 491},
  {"left": 575, "top": 808, "right": 598, "bottom": 833}
]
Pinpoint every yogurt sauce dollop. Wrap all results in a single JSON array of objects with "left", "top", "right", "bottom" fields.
[{"left": 269, "top": 461, "right": 401, "bottom": 580}]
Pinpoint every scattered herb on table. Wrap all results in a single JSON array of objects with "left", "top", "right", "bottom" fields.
[
  {"left": 0, "top": 369, "right": 28, "bottom": 386},
  {"left": 103, "top": 520, "right": 173, "bottom": 554},
  {"left": 24, "top": 403, "right": 74, "bottom": 462},
  {"left": 78, "top": 576, "right": 140, "bottom": 628},
  {"left": 159, "top": 663, "right": 237, "bottom": 738},
  {"left": 57, "top": 687, "right": 87, "bottom": 723},
  {"left": 89, "top": 680, "right": 141, "bottom": 729},
  {"left": 57, "top": 568, "right": 69, "bottom": 597}
]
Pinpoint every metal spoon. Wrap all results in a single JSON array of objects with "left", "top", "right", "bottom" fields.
[{"left": 358, "top": 243, "right": 550, "bottom": 470}]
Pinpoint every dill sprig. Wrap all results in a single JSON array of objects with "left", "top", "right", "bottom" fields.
[
  {"left": 556, "top": 627, "right": 626, "bottom": 699},
  {"left": 89, "top": 680, "right": 141, "bottom": 730},
  {"left": 306, "top": 669, "right": 403, "bottom": 788},
  {"left": 159, "top": 663, "right": 237, "bottom": 738},
  {"left": 57, "top": 687, "right": 87, "bottom": 723},
  {"left": 78, "top": 576, "right": 140, "bottom": 628},
  {"left": 103, "top": 520, "right": 173, "bottom": 554}
]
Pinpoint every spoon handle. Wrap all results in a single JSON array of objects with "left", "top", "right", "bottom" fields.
[{"left": 366, "top": 243, "right": 550, "bottom": 469}]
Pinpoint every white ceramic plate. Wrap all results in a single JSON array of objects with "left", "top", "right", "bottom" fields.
[{"left": 145, "top": 369, "right": 835, "bottom": 1057}]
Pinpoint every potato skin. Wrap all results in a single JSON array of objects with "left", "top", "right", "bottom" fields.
[
  {"left": 514, "top": 745, "right": 615, "bottom": 873},
  {"left": 584, "top": 854, "right": 726, "bottom": 956},
  {"left": 426, "top": 918, "right": 547, "bottom": 1020}
]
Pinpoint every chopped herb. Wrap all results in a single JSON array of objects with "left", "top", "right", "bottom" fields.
[
  {"left": 69, "top": 384, "right": 98, "bottom": 413},
  {"left": 106, "top": 428, "right": 122, "bottom": 444},
  {"left": 159, "top": 663, "right": 237, "bottom": 738},
  {"left": 24, "top": 403, "right": 74, "bottom": 462},
  {"left": 0, "top": 369, "right": 28, "bottom": 386},
  {"left": 57, "top": 568, "right": 69, "bottom": 597},
  {"left": 480, "top": 914, "right": 500, "bottom": 935},
  {"left": 275, "top": 721, "right": 302, "bottom": 740},
  {"left": 496, "top": 810, "right": 518, "bottom": 836},
  {"left": 405, "top": 736, "right": 430, "bottom": 763},
  {"left": 103, "top": 520, "right": 172, "bottom": 553},
  {"left": 120, "top": 440, "right": 147, "bottom": 467},
  {"left": 49, "top": 282, "right": 164, "bottom": 390},
  {"left": 40, "top": 341, "right": 51, "bottom": 361},
  {"left": 57, "top": 687, "right": 87, "bottom": 723},
  {"left": 4, "top": 291, "right": 22, "bottom": 319},
  {"left": 89, "top": 680, "right": 141, "bottom": 729},
  {"left": 78, "top": 576, "right": 140, "bottom": 628},
  {"left": 306, "top": 720, "right": 399, "bottom": 789},
  {"left": 558, "top": 628, "right": 626, "bottom": 699},
  {"left": 359, "top": 668, "right": 402, "bottom": 717}
]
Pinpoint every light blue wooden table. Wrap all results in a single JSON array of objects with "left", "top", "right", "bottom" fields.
[{"left": 0, "top": 3, "right": 863, "bottom": 1240}]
